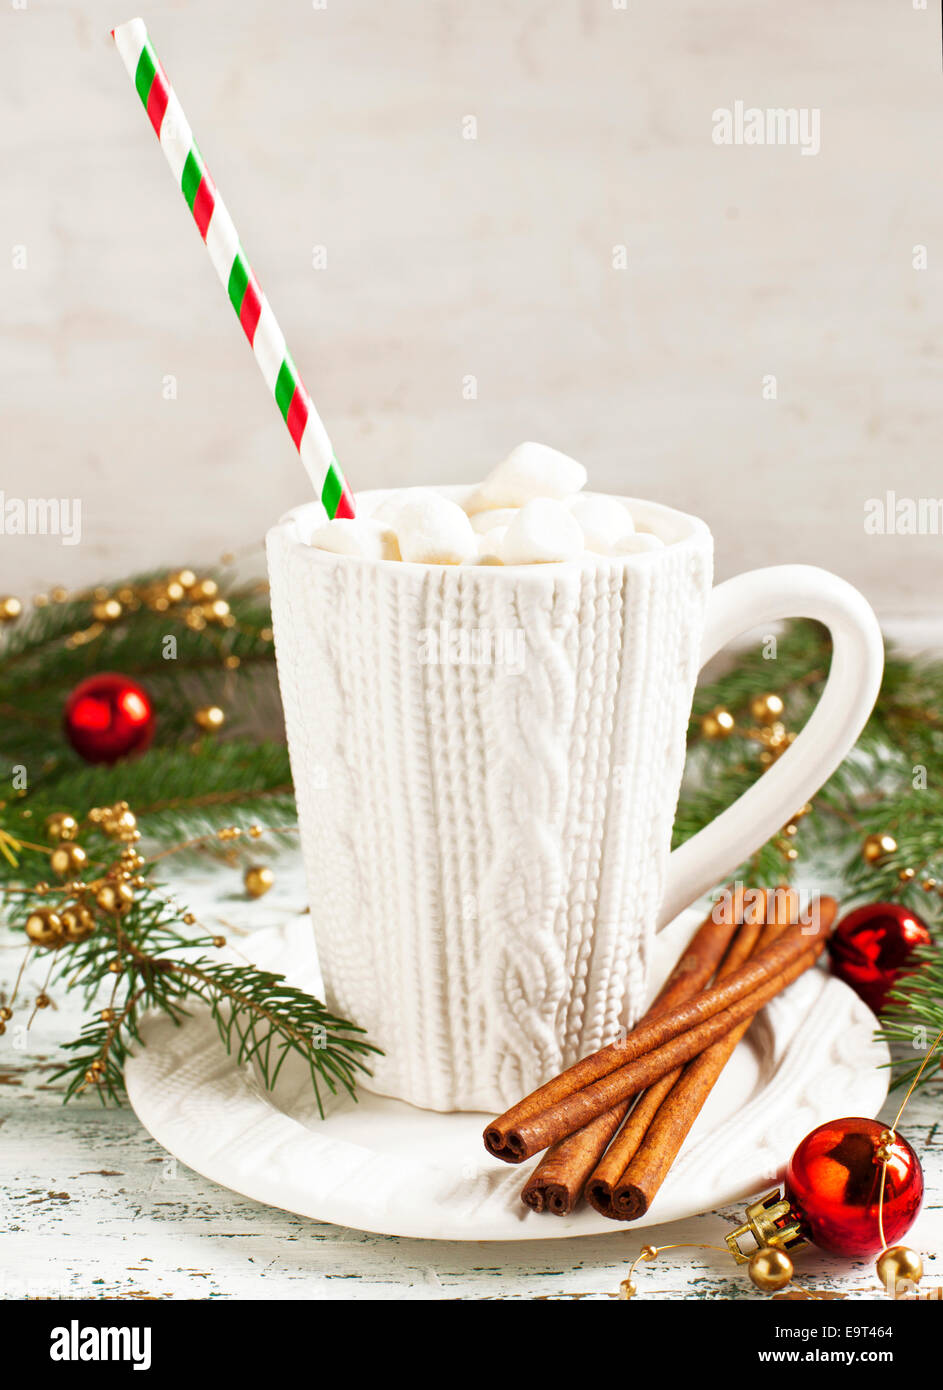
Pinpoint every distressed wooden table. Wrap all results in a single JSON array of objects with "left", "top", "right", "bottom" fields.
[{"left": 1, "top": 853, "right": 939, "bottom": 1302}]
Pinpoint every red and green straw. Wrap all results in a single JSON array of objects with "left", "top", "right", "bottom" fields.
[{"left": 112, "top": 17, "right": 354, "bottom": 519}]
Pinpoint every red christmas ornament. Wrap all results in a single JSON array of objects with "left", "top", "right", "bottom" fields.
[
  {"left": 63, "top": 673, "right": 155, "bottom": 764},
  {"left": 785, "top": 1116, "right": 923, "bottom": 1257},
  {"left": 828, "top": 902, "right": 931, "bottom": 1014}
]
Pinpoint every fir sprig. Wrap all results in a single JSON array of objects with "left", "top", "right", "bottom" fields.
[
  {"left": 176, "top": 958, "right": 376, "bottom": 1110},
  {"left": 879, "top": 949, "right": 943, "bottom": 1093},
  {"left": 2, "top": 833, "right": 379, "bottom": 1109},
  {"left": 51, "top": 943, "right": 378, "bottom": 1113}
]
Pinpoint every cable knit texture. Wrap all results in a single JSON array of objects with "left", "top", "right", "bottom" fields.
[{"left": 267, "top": 511, "right": 713, "bottom": 1112}]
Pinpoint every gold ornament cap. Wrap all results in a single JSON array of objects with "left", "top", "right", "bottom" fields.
[{"left": 726, "top": 1189, "right": 807, "bottom": 1264}]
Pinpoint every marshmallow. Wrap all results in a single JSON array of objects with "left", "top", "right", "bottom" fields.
[
  {"left": 499, "top": 499, "right": 585, "bottom": 565},
  {"left": 396, "top": 495, "right": 477, "bottom": 565},
  {"left": 307, "top": 518, "right": 401, "bottom": 561},
  {"left": 470, "top": 507, "right": 519, "bottom": 535},
  {"left": 474, "top": 442, "right": 587, "bottom": 510},
  {"left": 475, "top": 526, "right": 508, "bottom": 564},
  {"left": 566, "top": 494, "right": 635, "bottom": 553},
  {"left": 613, "top": 531, "right": 665, "bottom": 556},
  {"left": 286, "top": 506, "right": 326, "bottom": 547},
  {"left": 370, "top": 487, "right": 442, "bottom": 526}
]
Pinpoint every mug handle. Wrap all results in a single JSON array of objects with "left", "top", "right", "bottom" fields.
[{"left": 657, "top": 564, "right": 884, "bottom": 930}]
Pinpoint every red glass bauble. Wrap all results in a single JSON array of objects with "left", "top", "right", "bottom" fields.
[
  {"left": 828, "top": 901, "right": 931, "bottom": 1014},
  {"left": 63, "top": 673, "right": 155, "bottom": 764},
  {"left": 785, "top": 1116, "right": 923, "bottom": 1257}
]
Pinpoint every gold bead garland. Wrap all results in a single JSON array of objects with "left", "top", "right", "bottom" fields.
[
  {"left": 697, "top": 692, "right": 802, "bottom": 868},
  {"left": 749, "top": 693, "right": 785, "bottom": 725},
  {"left": 95, "top": 881, "right": 135, "bottom": 915},
  {"left": 862, "top": 832, "right": 898, "bottom": 865},
  {"left": 91, "top": 598, "right": 122, "bottom": 623},
  {"left": 244, "top": 865, "right": 275, "bottom": 898},
  {"left": 700, "top": 707, "right": 735, "bottom": 740},
  {"left": 194, "top": 705, "right": 226, "bottom": 733},
  {"left": 60, "top": 907, "right": 95, "bottom": 943},
  {"left": 859, "top": 832, "right": 943, "bottom": 905}
]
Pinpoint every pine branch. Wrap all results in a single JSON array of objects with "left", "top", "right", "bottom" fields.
[
  {"left": 689, "top": 619, "right": 831, "bottom": 729},
  {"left": 3, "top": 815, "right": 380, "bottom": 1109},
  {"left": 171, "top": 958, "right": 377, "bottom": 1114},
  {"left": 4, "top": 741, "right": 295, "bottom": 846},
  {"left": 876, "top": 949, "right": 943, "bottom": 1092},
  {"left": 50, "top": 951, "right": 379, "bottom": 1113}
]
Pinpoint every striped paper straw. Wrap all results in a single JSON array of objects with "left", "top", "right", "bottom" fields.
[{"left": 112, "top": 17, "right": 355, "bottom": 519}]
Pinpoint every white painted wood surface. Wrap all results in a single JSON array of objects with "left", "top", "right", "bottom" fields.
[{"left": 1, "top": 851, "right": 939, "bottom": 1302}]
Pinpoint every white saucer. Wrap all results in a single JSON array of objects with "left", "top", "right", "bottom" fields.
[{"left": 124, "top": 908, "right": 889, "bottom": 1241}]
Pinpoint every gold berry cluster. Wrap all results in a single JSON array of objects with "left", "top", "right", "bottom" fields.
[
  {"left": 62, "top": 571, "right": 235, "bottom": 646},
  {"left": 212, "top": 822, "right": 273, "bottom": 898},
  {"left": 23, "top": 803, "right": 144, "bottom": 956},
  {"left": 699, "top": 692, "right": 791, "bottom": 759}
]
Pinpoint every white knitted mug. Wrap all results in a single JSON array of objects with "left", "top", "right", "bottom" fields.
[{"left": 266, "top": 488, "right": 883, "bottom": 1113}]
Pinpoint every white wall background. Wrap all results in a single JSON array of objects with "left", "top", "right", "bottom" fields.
[{"left": 2, "top": 0, "right": 942, "bottom": 617}]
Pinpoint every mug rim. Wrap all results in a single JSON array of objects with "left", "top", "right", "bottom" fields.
[{"left": 268, "top": 485, "right": 713, "bottom": 578}]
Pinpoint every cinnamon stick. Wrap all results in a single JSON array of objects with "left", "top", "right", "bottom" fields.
[
  {"left": 584, "top": 902, "right": 774, "bottom": 1216},
  {"left": 584, "top": 1071, "right": 679, "bottom": 1214},
  {"left": 521, "top": 891, "right": 750, "bottom": 1215},
  {"left": 486, "top": 918, "right": 833, "bottom": 1163},
  {"left": 484, "top": 896, "right": 836, "bottom": 1163},
  {"left": 521, "top": 1110, "right": 627, "bottom": 1214},
  {"left": 592, "top": 891, "right": 795, "bottom": 1219}
]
